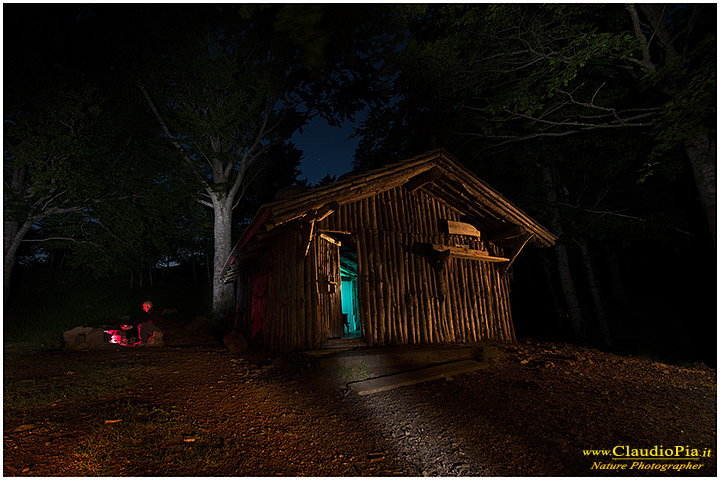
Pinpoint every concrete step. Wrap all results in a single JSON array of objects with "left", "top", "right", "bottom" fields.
[
  {"left": 318, "top": 338, "right": 367, "bottom": 350},
  {"left": 348, "top": 359, "right": 488, "bottom": 395},
  {"left": 297, "top": 344, "right": 492, "bottom": 384}
]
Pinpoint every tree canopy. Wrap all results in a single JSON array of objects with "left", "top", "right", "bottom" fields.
[
  {"left": 4, "top": 3, "right": 402, "bottom": 319},
  {"left": 357, "top": 4, "right": 715, "bottom": 235},
  {"left": 353, "top": 3, "right": 715, "bottom": 346}
]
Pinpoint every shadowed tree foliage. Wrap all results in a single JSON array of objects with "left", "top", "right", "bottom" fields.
[
  {"left": 4, "top": 83, "right": 101, "bottom": 299},
  {"left": 4, "top": 4, "right": 400, "bottom": 320},
  {"left": 3, "top": 4, "right": 199, "bottom": 299},
  {"left": 402, "top": 4, "right": 715, "bottom": 239},
  {"left": 3, "top": 76, "right": 193, "bottom": 294},
  {"left": 234, "top": 142, "right": 305, "bottom": 227}
]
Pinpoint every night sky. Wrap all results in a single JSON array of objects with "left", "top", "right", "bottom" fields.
[{"left": 291, "top": 115, "right": 359, "bottom": 184}]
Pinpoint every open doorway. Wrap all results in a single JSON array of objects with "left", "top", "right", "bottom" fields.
[{"left": 338, "top": 236, "right": 361, "bottom": 339}]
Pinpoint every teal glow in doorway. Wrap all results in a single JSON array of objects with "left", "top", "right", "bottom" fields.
[{"left": 339, "top": 238, "right": 361, "bottom": 338}]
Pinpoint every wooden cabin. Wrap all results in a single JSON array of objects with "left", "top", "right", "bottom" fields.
[{"left": 220, "top": 149, "right": 556, "bottom": 352}]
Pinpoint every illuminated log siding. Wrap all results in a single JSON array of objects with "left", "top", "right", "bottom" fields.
[
  {"left": 238, "top": 185, "right": 515, "bottom": 352},
  {"left": 319, "top": 186, "right": 516, "bottom": 348},
  {"left": 226, "top": 149, "right": 556, "bottom": 353}
]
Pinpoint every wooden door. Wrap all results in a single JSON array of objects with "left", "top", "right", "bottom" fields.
[{"left": 317, "top": 235, "right": 343, "bottom": 339}]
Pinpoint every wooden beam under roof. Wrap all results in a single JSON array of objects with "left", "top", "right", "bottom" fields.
[
  {"left": 403, "top": 166, "right": 444, "bottom": 192},
  {"left": 503, "top": 233, "right": 535, "bottom": 275},
  {"left": 487, "top": 225, "right": 527, "bottom": 244},
  {"left": 300, "top": 219, "right": 315, "bottom": 257},
  {"left": 315, "top": 201, "right": 339, "bottom": 222}
]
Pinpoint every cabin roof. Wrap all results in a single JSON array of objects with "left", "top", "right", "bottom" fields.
[{"left": 221, "top": 148, "right": 557, "bottom": 283}]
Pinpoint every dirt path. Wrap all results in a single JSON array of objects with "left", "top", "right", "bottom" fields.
[{"left": 3, "top": 337, "right": 716, "bottom": 476}]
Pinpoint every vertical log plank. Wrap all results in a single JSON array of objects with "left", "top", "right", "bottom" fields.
[
  {"left": 479, "top": 262, "right": 493, "bottom": 340},
  {"left": 398, "top": 189, "right": 419, "bottom": 344},
  {"left": 391, "top": 189, "right": 410, "bottom": 344}
]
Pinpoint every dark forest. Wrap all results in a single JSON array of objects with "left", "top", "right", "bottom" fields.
[{"left": 4, "top": 4, "right": 716, "bottom": 361}]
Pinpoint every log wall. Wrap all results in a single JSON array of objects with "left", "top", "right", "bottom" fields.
[{"left": 239, "top": 184, "right": 516, "bottom": 352}]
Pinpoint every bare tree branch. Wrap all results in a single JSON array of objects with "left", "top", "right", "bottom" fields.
[
  {"left": 556, "top": 201, "right": 694, "bottom": 236},
  {"left": 38, "top": 190, "right": 69, "bottom": 212},
  {"left": 20, "top": 236, "right": 101, "bottom": 247},
  {"left": 625, "top": 4, "right": 657, "bottom": 73},
  {"left": 196, "top": 198, "right": 214, "bottom": 208},
  {"left": 137, "top": 80, "right": 210, "bottom": 190},
  {"left": 227, "top": 97, "right": 278, "bottom": 205}
]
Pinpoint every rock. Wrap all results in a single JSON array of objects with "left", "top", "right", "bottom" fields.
[
  {"left": 146, "top": 330, "right": 164, "bottom": 347},
  {"left": 63, "top": 326, "right": 92, "bottom": 349},
  {"left": 224, "top": 330, "right": 248, "bottom": 354},
  {"left": 63, "top": 326, "right": 105, "bottom": 350},
  {"left": 13, "top": 424, "right": 35, "bottom": 433},
  {"left": 85, "top": 328, "right": 106, "bottom": 348}
]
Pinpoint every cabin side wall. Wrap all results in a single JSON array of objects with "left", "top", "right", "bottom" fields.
[
  {"left": 238, "top": 184, "right": 516, "bottom": 352},
  {"left": 235, "top": 228, "right": 308, "bottom": 352}
]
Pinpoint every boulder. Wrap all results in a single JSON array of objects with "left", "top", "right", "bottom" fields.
[
  {"left": 223, "top": 329, "right": 248, "bottom": 354},
  {"left": 146, "top": 330, "right": 164, "bottom": 347},
  {"left": 63, "top": 326, "right": 91, "bottom": 349},
  {"left": 85, "top": 328, "right": 106, "bottom": 348},
  {"left": 63, "top": 326, "right": 106, "bottom": 350}
]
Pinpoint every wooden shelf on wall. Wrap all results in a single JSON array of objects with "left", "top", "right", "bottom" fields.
[{"left": 431, "top": 244, "right": 509, "bottom": 263}]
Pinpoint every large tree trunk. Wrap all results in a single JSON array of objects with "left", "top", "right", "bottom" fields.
[
  {"left": 3, "top": 219, "right": 32, "bottom": 306},
  {"left": 684, "top": 131, "right": 716, "bottom": 243},
  {"left": 580, "top": 241, "right": 612, "bottom": 347},
  {"left": 555, "top": 244, "right": 586, "bottom": 343},
  {"left": 4, "top": 221, "right": 19, "bottom": 307},
  {"left": 604, "top": 245, "right": 628, "bottom": 304},
  {"left": 539, "top": 252, "right": 565, "bottom": 333},
  {"left": 540, "top": 164, "right": 587, "bottom": 343},
  {"left": 212, "top": 199, "right": 236, "bottom": 323}
]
